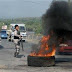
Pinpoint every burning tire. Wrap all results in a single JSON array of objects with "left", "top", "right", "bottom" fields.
[{"left": 27, "top": 55, "right": 55, "bottom": 67}]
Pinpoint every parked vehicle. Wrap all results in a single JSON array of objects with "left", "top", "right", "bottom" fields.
[
  {"left": 1, "top": 30, "right": 8, "bottom": 39},
  {"left": 58, "top": 40, "right": 72, "bottom": 54}
]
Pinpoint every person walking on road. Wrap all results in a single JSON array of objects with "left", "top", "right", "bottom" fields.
[{"left": 14, "top": 25, "right": 21, "bottom": 57}]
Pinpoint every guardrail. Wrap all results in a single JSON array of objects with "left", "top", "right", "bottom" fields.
[{"left": 26, "top": 34, "right": 43, "bottom": 41}]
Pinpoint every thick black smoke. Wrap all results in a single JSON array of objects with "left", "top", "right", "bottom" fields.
[
  {"left": 30, "top": 1, "right": 72, "bottom": 55},
  {"left": 42, "top": 1, "right": 72, "bottom": 40}
]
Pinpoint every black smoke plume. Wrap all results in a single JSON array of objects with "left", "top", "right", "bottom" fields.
[
  {"left": 30, "top": 1, "right": 72, "bottom": 55},
  {"left": 42, "top": 1, "right": 72, "bottom": 40}
]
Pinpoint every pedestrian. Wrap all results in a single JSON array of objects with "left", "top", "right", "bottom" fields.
[{"left": 14, "top": 25, "right": 21, "bottom": 57}]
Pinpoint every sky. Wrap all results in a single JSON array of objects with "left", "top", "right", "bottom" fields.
[{"left": 0, "top": 0, "right": 53, "bottom": 18}]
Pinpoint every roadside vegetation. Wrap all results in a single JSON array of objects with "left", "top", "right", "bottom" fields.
[{"left": 0, "top": 17, "right": 43, "bottom": 34}]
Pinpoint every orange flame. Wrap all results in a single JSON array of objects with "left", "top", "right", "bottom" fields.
[{"left": 30, "top": 35, "right": 56, "bottom": 57}]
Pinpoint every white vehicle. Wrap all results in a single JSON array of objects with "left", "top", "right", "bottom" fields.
[{"left": 9, "top": 24, "right": 27, "bottom": 41}]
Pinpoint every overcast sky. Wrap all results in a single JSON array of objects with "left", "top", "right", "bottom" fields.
[{"left": 0, "top": 0, "right": 53, "bottom": 18}]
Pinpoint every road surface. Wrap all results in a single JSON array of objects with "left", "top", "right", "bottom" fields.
[{"left": 0, "top": 39, "right": 72, "bottom": 72}]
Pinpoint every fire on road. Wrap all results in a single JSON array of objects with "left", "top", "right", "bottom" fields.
[{"left": 0, "top": 39, "right": 72, "bottom": 72}]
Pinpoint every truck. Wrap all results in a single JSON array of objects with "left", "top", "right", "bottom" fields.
[{"left": 8, "top": 24, "right": 27, "bottom": 42}]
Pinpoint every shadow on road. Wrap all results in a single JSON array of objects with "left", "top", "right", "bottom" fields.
[
  {"left": 56, "top": 58, "right": 72, "bottom": 62},
  {"left": 16, "top": 55, "right": 24, "bottom": 58},
  {"left": 4, "top": 48, "right": 14, "bottom": 49},
  {"left": 0, "top": 45, "right": 4, "bottom": 49},
  {"left": 55, "top": 58, "right": 72, "bottom": 69}
]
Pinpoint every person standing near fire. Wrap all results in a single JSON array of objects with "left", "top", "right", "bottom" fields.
[{"left": 14, "top": 25, "right": 21, "bottom": 57}]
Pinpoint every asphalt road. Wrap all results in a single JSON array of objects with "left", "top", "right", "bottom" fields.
[{"left": 0, "top": 39, "right": 72, "bottom": 72}]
